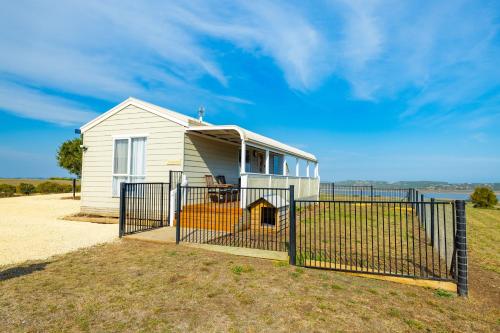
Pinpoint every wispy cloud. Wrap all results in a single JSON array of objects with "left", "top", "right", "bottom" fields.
[
  {"left": 471, "top": 132, "right": 488, "bottom": 143},
  {"left": 0, "top": 0, "right": 332, "bottom": 124},
  {"left": 329, "top": 0, "right": 500, "bottom": 122},
  {"left": 215, "top": 95, "right": 254, "bottom": 105},
  {"left": 0, "top": 0, "right": 498, "bottom": 128},
  {"left": 0, "top": 82, "right": 97, "bottom": 125}
]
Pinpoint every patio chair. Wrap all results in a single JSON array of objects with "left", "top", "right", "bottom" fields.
[
  {"left": 215, "top": 175, "right": 227, "bottom": 185},
  {"left": 205, "top": 175, "right": 232, "bottom": 202},
  {"left": 216, "top": 175, "right": 240, "bottom": 202}
]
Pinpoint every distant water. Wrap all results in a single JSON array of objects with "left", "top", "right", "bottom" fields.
[{"left": 422, "top": 192, "right": 500, "bottom": 201}]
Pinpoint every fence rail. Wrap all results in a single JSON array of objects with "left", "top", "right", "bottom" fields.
[{"left": 319, "top": 183, "right": 413, "bottom": 202}]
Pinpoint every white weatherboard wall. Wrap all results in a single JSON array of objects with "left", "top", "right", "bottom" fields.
[
  {"left": 183, "top": 134, "right": 240, "bottom": 187},
  {"left": 81, "top": 105, "right": 184, "bottom": 216}
]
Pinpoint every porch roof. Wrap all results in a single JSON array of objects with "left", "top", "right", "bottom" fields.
[{"left": 187, "top": 125, "right": 317, "bottom": 162}]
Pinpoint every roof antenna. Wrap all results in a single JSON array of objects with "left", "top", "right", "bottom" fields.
[{"left": 198, "top": 106, "right": 205, "bottom": 122}]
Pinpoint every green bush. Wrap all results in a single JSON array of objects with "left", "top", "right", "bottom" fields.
[
  {"left": 0, "top": 184, "right": 17, "bottom": 197},
  {"left": 470, "top": 186, "right": 498, "bottom": 208},
  {"left": 36, "top": 181, "right": 73, "bottom": 194},
  {"left": 17, "top": 183, "right": 36, "bottom": 195}
]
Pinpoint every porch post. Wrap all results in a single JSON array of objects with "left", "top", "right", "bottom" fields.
[
  {"left": 314, "top": 162, "right": 319, "bottom": 178},
  {"left": 306, "top": 161, "right": 310, "bottom": 177},
  {"left": 282, "top": 156, "right": 287, "bottom": 176},
  {"left": 265, "top": 149, "right": 270, "bottom": 175},
  {"left": 241, "top": 139, "right": 246, "bottom": 174},
  {"left": 295, "top": 158, "right": 299, "bottom": 177}
]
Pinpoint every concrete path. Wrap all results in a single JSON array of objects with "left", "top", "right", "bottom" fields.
[
  {"left": 124, "top": 226, "right": 288, "bottom": 261},
  {"left": 0, "top": 194, "right": 117, "bottom": 266}
]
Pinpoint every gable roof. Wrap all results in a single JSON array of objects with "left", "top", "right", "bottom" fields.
[
  {"left": 80, "top": 97, "right": 206, "bottom": 132},
  {"left": 80, "top": 97, "right": 317, "bottom": 162}
]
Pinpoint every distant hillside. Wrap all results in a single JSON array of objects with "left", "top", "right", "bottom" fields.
[{"left": 331, "top": 180, "right": 500, "bottom": 191}]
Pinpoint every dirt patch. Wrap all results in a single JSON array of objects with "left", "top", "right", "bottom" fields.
[
  {"left": 61, "top": 213, "right": 118, "bottom": 224},
  {"left": 60, "top": 196, "right": 81, "bottom": 200}
]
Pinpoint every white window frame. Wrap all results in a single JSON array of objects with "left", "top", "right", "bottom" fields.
[{"left": 112, "top": 134, "right": 148, "bottom": 197}]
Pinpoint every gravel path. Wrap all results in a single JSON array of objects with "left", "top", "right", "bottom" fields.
[{"left": 0, "top": 194, "right": 117, "bottom": 266}]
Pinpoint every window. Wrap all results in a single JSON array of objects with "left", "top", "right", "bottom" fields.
[
  {"left": 112, "top": 137, "right": 146, "bottom": 197},
  {"left": 260, "top": 207, "right": 277, "bottom": 226},
  {"left": 270, "top": 153, "right": 283, "bottom": 175}
]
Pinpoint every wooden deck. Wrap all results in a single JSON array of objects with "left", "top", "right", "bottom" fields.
[{"left": 176, "top": 202, "right": 244, "bottom": 232}]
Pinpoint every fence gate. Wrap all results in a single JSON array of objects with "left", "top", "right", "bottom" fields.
[
  {"left": 291, "top": 197, "right": 468, "bottom": 296},
  {"left": 176, "top": 185, "right": 291, "bottom": 252},
  {"left": 119, "top": 171, "right": 182, "bottom": 236}
]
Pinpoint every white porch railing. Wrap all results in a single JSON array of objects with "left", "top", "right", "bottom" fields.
[{"left": 241, "top": 173, "right": 320, "bottom": 202}]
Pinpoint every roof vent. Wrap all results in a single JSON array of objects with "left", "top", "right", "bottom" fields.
[{"left": 198, "top": 106, "right": 205, "bottom": 122}]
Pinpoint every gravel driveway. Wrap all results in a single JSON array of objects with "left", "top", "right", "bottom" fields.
[{"left": 0, "top": 194, "right": 117, "bottom": 266}]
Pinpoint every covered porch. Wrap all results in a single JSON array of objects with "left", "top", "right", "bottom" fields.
[{"left": 185, "top": 125, "right": 320, "bottom": 200}]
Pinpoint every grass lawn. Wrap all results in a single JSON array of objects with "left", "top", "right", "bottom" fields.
[{"left": 0, "top": 206, "right": 498, "bottom": 332}]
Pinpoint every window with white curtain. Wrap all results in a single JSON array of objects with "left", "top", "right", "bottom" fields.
[{"left": 112, "top": 137, "right": 146, "bottom": 197}]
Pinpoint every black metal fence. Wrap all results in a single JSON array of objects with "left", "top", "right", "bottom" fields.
[
  {"left": 119, "top": 181, "right": 468, "bottom": 296},
  {"left": 176, "top": 185, "right": 290, "bottom": 252},
  {"left": 319, "top": 183, "right": 413, "bottom": 202},
  {"left": 294, "top": 199, "right": 456, "bottom": 281},
  {"left": 119, "top": 171, "right": 182, "bottom": 236}
]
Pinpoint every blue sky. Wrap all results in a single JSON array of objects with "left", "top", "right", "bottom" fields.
[{"left": 0, "top": 0, "right": 499, "bottom": 182}]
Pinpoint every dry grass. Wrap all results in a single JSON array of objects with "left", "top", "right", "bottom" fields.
[
  {"left": 0, "top": 206, "right": 498, "bottom": 332},
  {"left": 0, "top": 178, "right": 79, "bottom": 186}
]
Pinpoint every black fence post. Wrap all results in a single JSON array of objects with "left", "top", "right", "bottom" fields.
[
  {"left": 289, "top": 185, "right": 296, "bottom": 265},
  {"left": 430, "top": 198, "right": 435, "bottom": 246},
  {"left": 420, "top": 194, "right": 425, "bottom": 226},
  {"left": 119, "top": 182, "right": 126, "bottom": 237},
  {"left": 415, "top": 190, "right": 419, "bottom": 217},
  {"left": 455, "top": 200, "right": 468, "bottom": 297},
  {"left": 332, "top": 182, "right": 335, "bottom": 200},
  {"left": 72, "top": 178, "right": 76, "bottom": 199},
  {"left": 370, "top": 185, "right": 374, "bottom": 202},
  {"left": 175, "top": 183, "right": 181, "bottom": 244},
  {"left": 160, "top": 183, "right": 164, "bottom": 227},
  {"left": 167, "top": 171, "right": 173, "bottom": 226}
]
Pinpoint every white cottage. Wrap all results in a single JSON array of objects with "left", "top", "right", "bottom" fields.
[{"left": 79, "top": 97, "right": 319, "bottom": 216}]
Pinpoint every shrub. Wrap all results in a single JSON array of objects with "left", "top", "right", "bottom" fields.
[
  {"left": 17, "top": 183, "right": 36, "bottom": 195},
  {"left": 0, "top": 184, "right": 17, "bottom": 197},
  {"left": 470, "top": 186, "right": 498, "bottom": 208},
  {"left": 36, "top": 181, "right": 73, "bottom": 194}
]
